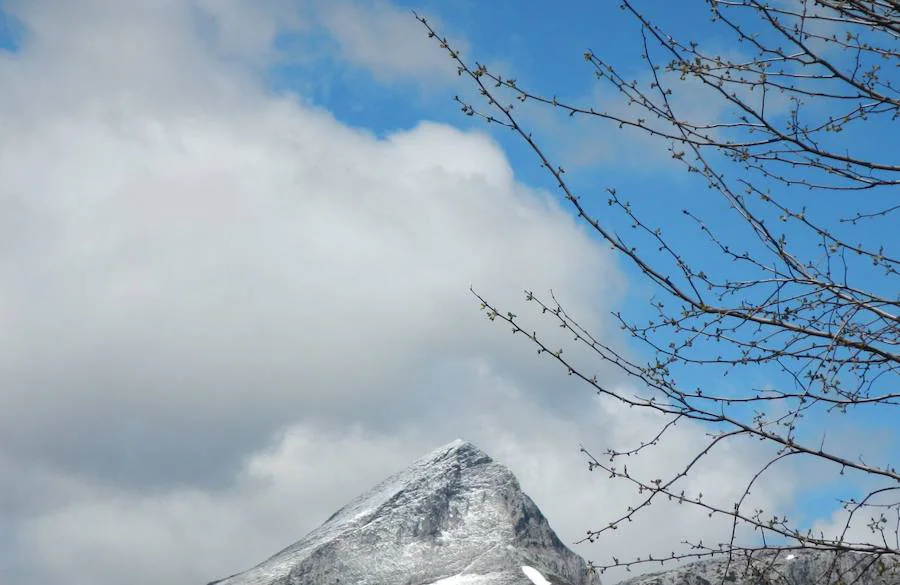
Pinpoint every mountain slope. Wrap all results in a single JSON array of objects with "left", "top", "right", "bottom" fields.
[
  {"left": 619, "top": 549, "right": 900, "bottom": 585},
  {"left": 208, "top": 439, "right": 601, "bottom": 585}
]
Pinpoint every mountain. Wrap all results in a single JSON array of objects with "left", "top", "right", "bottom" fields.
[
  {"left": 619, "top": 549, "right": 900, "bottom": 585},
  {"left": 207, "top": 439, "right": 602, "bottom": 585}
]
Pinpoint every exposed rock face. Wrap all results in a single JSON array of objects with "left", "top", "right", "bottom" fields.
[
  {"left": 618, "top": 549, "right": 900, "bottom": 585},
  {"left": 208, "top": 439, "right": 602, "bottom": 585}
]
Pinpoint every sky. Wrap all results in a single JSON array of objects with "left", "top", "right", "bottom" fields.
[{"left": 0, "top": 2, "right": 895, "bottom": 585}]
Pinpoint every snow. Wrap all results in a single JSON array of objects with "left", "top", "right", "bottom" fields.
[{"left": 522, "top": 565, "right": 553, "bottom": 585}]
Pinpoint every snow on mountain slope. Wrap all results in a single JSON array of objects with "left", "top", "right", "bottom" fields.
[
  {"left": 207, "top": 439, "right": 601, "bottom": 585},
  {"left": 522, "top": 565, "right": 554, "bottom": 585}
]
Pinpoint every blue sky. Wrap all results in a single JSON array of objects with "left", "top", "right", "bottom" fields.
[
  {"left": 0, "top": 2, "right": 895, "bottom": 584},
  {"left": 275, "top": 0, "right": 898, "bottom": 545}
]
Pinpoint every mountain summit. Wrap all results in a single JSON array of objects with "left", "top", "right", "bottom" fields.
[{"left": 208, "top": 439, "right": 602, "bottom": 585}]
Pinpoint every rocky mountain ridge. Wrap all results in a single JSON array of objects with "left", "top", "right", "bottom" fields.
[
  {"left": 207, "top": 439, "right": 601, "bottom": 585},
  {"left": 619, "top": 549, "right": 900, "bottom": 585}
]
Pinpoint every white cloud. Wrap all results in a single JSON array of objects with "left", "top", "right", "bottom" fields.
[
  {"left": 17, "top": 427, "right": 422, "bottom": 585},
  {"left": 492, "top": 45, "right": 793, "bottom": 175},
  {"left": 316, "top": 0, "right": 465, "bottom": 83},
  {"left": 0, "top": 2, "right": 808, "bottom": 585},
  {"left": 16, "top": 388, "right": 797, "bottom": 585}
]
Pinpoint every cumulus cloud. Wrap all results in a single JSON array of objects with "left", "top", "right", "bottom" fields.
[
  {"left": 14, "top": 390, "right": 798, "bottom": 585},
  {"left": 316, "top": 0, "right": 465, "bottom": 83},
  {"left": 16, "top": 427, "right": 422, "bottom": 585},
  {"left": 0, "top": 2, "right": 804, "bottom": 585}
]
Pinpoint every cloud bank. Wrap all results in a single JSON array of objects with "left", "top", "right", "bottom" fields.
[{"left": 0, "top": 2, "right": 800, "bottom": 584}]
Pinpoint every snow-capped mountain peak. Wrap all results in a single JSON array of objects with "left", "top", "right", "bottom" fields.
[{"left": 207, "top": 439, "right": 601, "bottom": 585}]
